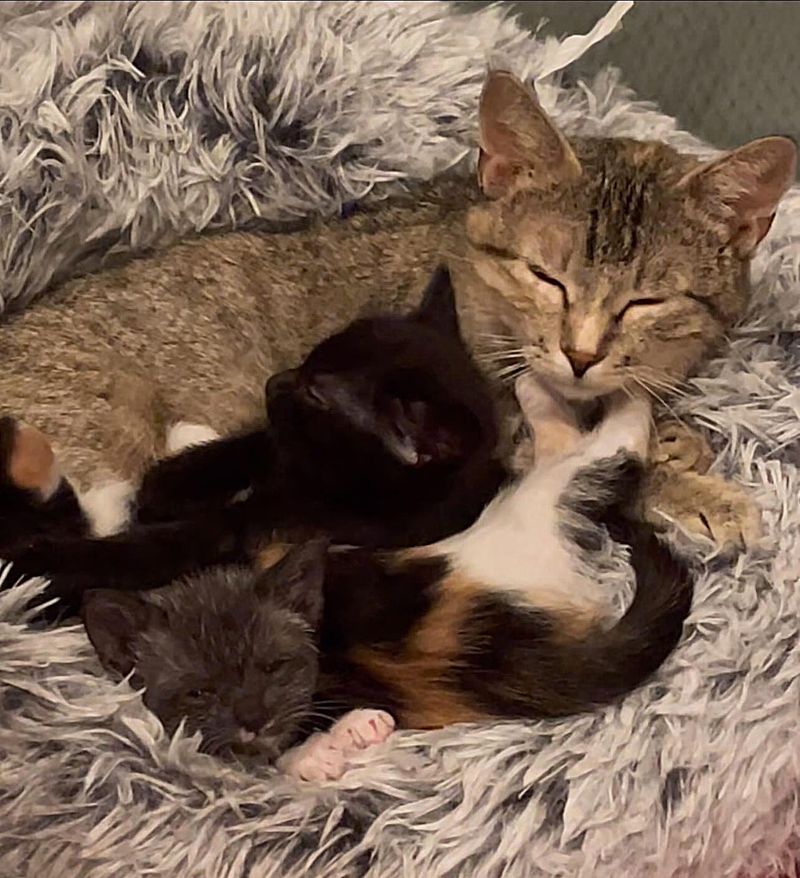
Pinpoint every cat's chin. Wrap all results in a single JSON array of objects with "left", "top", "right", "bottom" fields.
[{"left": 532, "top": 373, "right": 617, "bottom": 404}]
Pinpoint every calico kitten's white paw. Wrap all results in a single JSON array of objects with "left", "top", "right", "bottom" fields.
[
  {"left": 277, "top": 710, "right": 395, "bottom": 782},
  {"left": 79, "top": 478, "right": 135, "bottom": 537},
  {"left": 165, "top": 422, "right": 220, "bottom": 455},
  {"left": 277, "top": 732, "right": 347, "bottom": 782},
  {"left": 328, "top": 709, "right": 396, "bottom": 750}
]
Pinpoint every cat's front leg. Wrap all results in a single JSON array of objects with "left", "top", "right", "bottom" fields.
[
  {"left": 277, "top": 709, "right": 395, "bottom": 782},
  {"left": 644, "top": 421, "right": 762, "bottom": 552}
]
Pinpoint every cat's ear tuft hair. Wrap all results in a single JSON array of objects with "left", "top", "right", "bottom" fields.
[
  {"left": 415, "top": 266, "right": 460, "bottom": 337},
  {"left": 679, "top": 136, "right": 796, "bottom": 257},
  {"left": 256, "top": 540, "right": 327, "bottom": 629},
  {"left": 478, "top": 70, "right": 581, "bottom": 198},
  {"left": 82, "top": 590, "right": 163, "bottom": 678}
]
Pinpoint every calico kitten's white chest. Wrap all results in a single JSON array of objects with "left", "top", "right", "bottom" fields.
[{"left": 439, "top": 466, "right": 597, "bottom": 612}]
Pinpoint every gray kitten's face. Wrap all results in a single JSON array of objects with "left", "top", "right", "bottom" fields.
[
  {"left": 136, "top": 582, "right": 317, "bottom": 756},
  {"left": 82, "top": 544, "right": 326, "bottom": 758}
]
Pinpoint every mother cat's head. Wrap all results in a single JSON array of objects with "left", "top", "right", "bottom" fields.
[{"left": 458, "top": 71, "right": 796, "bottom": 401}]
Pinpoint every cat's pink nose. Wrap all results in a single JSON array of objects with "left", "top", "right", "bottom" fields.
[
  {"left": 238, "top": 729, "right": 256, "bottom": 744},
  {"left": 562, "top": 348, "right": 601, "bottom": 379}
]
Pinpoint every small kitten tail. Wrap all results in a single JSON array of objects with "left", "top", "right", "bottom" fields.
[{"left": 564, "top": 520, "right": 693, "bottom": 708}]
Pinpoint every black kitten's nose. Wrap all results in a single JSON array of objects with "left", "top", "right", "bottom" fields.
[
  {"left": 265, "top": 368, "right": 298, "bottom": 403},
  {"left": 562, "top": 348, "right": 601, "bottom": 378}
]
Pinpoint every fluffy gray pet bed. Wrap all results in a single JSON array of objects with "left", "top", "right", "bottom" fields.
[{"left": 2, "top": 2, "right": 800, "bottom": 876}]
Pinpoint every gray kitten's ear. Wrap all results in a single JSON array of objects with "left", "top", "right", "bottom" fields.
[
  {"left": 256, "top": 540, "right": 327, "bottom": 629},
  {"left": 478, "top": 70, "right": 581, "bottom": 197},
  {"left": 678, "top": 136, "right": 796, "bottom": 257},
  {"left": 415, "top": 266, "right": 460, "bottom": 338},
  {"left": 81, "top": 590, "right": 162, "bottom": 677}
]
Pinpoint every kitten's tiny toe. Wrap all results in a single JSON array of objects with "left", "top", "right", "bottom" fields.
[
  {"left": 329, "top": 708, "right": 396, "bottom": 751},
  {"left": 278, "top": 732, "right": 346, "bottom": 782}
]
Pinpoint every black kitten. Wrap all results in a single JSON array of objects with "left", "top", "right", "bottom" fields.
[
  {"left": 2, "top": 267, "right": 506, "bottom": 609},
  {"left": 136, "top": 265, "right": 502, "bottom": 544}
]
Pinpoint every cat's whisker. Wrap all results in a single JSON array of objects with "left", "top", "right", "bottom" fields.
[
  {"left": 496, "top": 363, "right": 530, "bottom": 385},
  {"left": 632, "top": 376, "right": 689, "bottom": 429},
  {"left": 479, "top": 350, "right": 526, "bottom": 364}
]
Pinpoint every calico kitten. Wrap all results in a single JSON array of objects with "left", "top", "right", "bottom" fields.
[
  {"left": 0, "top": 416, "right": 86, "bottom": 546},
  {"left": 0, "top": 268, "right": 505, "bottom": 607},
  {"left": 81, "top": 544, "right": 395, "bottom": 781},
  {"left": 0, "top": 72, "right": 792, "bottom": 548},
  {"left": 84, "top": 381, "right": 693, "bottom": 732}
]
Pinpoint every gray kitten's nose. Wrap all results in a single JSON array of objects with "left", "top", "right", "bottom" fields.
[{"left": 234, "top": 698, "right": 267, "bottom": 733}]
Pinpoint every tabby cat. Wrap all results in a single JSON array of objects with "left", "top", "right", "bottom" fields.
[{"left": 0, "top": 71, "right": 793, "bottom": 549}]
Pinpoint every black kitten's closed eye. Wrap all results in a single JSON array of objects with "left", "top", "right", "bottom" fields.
[
  {"left": 186, "top": 688, "right": 207, "bottom": 699},
  {"left": 615, "top": 298, "right": 664, "bottom": 322}
]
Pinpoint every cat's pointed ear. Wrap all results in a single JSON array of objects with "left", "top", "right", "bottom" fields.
[
  {"left": 678, "top": 136, "right": 796, "bottom": 257},
  {"left": 478, "top": 70, "right": 581, "bottom": 198},
  {"left": 82, "top": 590, "right": 162, "bottom": 678},
  {"left": 256, "top": 540, "right": 327, "bottom": 629},
  {"left": 415, "top": 266, "right": 460, "bottom": 337}
]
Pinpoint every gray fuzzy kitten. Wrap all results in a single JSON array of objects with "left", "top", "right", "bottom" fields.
[
  {"left": 82, "top": 542, "right": 395, "bottom": 781},
  {"left": 1, "top": 71, "right": 794, "bottom": 550}
]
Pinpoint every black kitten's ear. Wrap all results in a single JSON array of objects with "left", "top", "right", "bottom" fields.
[
  {"left": 415, "top": 265, "right": 460, "bottom": 338},
  {"left": 81, "top": 590, "right": 162, "bottom": 678},
  {"left": 256, "top": 540, "right": 327, "bottom": 629}
]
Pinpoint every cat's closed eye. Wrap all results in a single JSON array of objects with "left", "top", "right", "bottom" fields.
[
  {"left": 527, "top": 263, "right": 564, "bottom": 292},
  {"left": 186, "top": 688, "right": 209, "bottom": 700},
  {"left": 615, "top": 298, "right": 664, "bottom": 322}
]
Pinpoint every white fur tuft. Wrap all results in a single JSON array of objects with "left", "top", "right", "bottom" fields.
[
  {"left": 165, "top": 422, "right": 220, "bottom": 455},
  {"left": 78, "top": 479, "right": 135, "bottom": 537}
]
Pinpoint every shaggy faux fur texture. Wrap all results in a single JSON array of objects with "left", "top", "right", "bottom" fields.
[
  {"left": 0, "top": 0, "right": 625, "bottom": 315},
  {"left": 2, "top": 2, "right": 800, "bottom": 877}
]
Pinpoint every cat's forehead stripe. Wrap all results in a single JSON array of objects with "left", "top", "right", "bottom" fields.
[{"left": 584, "top": 150, "right": 656, "bottom": 267}]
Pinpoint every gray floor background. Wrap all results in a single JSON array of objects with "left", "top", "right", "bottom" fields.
[{"left": 464, "top": 1, "right": 800, "bottom": 152}]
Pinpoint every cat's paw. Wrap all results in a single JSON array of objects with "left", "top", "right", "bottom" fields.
[
  {"left": 277, "top": 732, "right": 347, "bottom": 782},
  {"left": 328, "top": 709, "right": 395, "bottom": 752},
  {"left": 652, "top": 421, "right": 714, "bottom": 474},
  {"left": 78, "top": 479, "right": 135, "bottom": 537},
  {"left": 0, "top": 416, "right": 61, "bottom": 500},
  {"left": 646, "top": 468, "right": 762, "bottom": 553},
  {"left": 165, "top": 422, "right": 220, "bottom": 456},
  {"left": 276, "top": 710, "right": 395, "bottom": 783}
]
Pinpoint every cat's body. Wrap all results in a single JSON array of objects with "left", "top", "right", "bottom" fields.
[
  {"left": 1, "top": 179, "right": 474, "bottom": 488},
  {"left": 1, "top": 71, "right": 794, "bottom": 550}
]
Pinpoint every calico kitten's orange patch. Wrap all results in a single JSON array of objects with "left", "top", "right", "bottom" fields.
[
  {"left": 349, "top": 571, "right": 489, "bottom": 728},
  {"left": 8, "top": 423, "right": 59, "bottom": 497}
]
